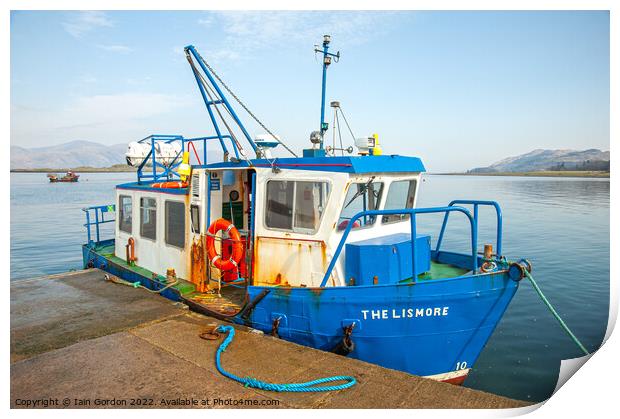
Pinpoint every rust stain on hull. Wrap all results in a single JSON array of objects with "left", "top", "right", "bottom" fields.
[
  {"left": 254, "top": 236, "right": 329, "bottom": 287},
  {"left": 190, "top": 235, "right": 207, "bottom": 293}
]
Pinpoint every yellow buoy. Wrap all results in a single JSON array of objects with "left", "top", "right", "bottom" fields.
[
  {"left": 371, "top": 133, "right": 383, "bottom": 156},
  {"left": 178, "top": 151, "right": 191, "bottom": 180}
]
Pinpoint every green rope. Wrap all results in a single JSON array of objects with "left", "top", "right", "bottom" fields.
[
  {"left": 104, "top": 274, "right": 178, "bottom": 294},
  {"left": 523, "top": 270, "right": 590, "bottom": 356}
]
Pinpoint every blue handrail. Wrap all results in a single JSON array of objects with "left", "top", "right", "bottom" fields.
[
  {"left": 82, "top": 204, "right": 116, "bottom": 245},
  {"left": 319, "top": 206, "right": 477, "bottom": 287},
  {"left": 186, "top": 135, "right": 238, "bottom": 160},
  {"left": 135, "top": 135, "right": 184, "bottom": 183},
  {"left": 435, "top": 200, "right": 503, "bottom": 257},
  {"left": 134, "top": 134, "right": 243, "bottom": 183}
]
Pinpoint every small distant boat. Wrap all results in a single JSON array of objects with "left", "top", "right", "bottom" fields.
[{"left": 47, "top": 171, "right": 79, "bottom": 183}]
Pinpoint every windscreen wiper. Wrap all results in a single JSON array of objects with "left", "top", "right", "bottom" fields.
[{"left": 344, "top": 176, "right": 375, "bottom": 209}]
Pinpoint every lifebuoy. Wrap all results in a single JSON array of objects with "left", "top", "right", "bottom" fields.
[
  {"left": 206, "top": 218, "right": 244, "bottom": 276},
  {"left": 152, "top": 181, "right": 188, "bottom": 189}
]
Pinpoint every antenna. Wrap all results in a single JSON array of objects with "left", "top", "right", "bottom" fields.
[
  {"left": 304, "top": 35, "right": 340, "bottom": 158},
  {"left": 326, "top": 101, "right": 355, "bottom": 156}
]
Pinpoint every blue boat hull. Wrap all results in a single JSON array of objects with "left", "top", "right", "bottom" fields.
[
  {"left": 240, "top": 270, "right": 518, "bottom": 381},
  {"left": 83, "top": 243, "right": 518, "bottom": 383}
]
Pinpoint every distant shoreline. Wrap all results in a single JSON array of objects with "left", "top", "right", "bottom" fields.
[
  {"left": 434, "top": 171, "right": 610, "bottom": 178},
  {"left": 10, "top": 165, "right": 136, "bottom": 173},
  {"left": 11, "top": 167, "right": 610, "bottom": 178}
]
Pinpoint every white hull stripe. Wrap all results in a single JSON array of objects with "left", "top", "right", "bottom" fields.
[{"left": 424, "top": 368, "right": 471, "bottom": 382}]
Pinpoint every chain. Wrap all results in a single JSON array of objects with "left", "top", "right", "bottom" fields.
[
  {"left": 186, "top": 53, "right": 252, "bottom": 166},
  {"left": 192, "top": 48, "right": 298, "bottom": 158}
]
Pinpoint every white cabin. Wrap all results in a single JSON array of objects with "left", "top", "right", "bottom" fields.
[{"left": 114, "top": 155, "right": 425, "bottom": 289}]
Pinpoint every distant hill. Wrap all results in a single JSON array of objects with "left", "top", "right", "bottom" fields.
[
  {"left": 10, "top": 140, "right": 224, "bottom": 170},
  {"left": 11, "top": 140, "right": 127, "bottom": 169},
  {"left": 469, "top": 149, "right": 610, "bottom": 173}
]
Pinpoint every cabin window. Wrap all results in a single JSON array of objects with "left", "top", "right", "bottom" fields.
[
  {"left": 265, "top": 180, "right": 330, "bottom": 233},
  {"left": 382, "top": 180, "right": 417, "bottom": 223},
  {"left": 140, "top": 197, "right": 157, "bottom": 240},
  {"left": 337, "top": 180, "right": 384, "bottom": 230},
  {"left": 119, "top": 195, "right": 132, "bottom": 233},
  {"left": 190, "top": 204, "right": 200, "bottom": 233},
  {"left": 165, "top": 201, "right": 185, "bottom": 249}
]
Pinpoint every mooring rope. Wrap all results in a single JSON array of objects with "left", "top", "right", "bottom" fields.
[
  {"left": 104, "top": 274, "right": 178, "bottom": 295},
  {"left": 214, "top": 325, "right": 356, "bottom": 392},
  {"left": 523, "top": 270, "right": 590, "bottom": 356}
]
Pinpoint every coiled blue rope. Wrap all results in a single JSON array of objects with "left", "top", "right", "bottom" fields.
[{"left": 214, "top": 325, "right": 357, "bottom": 392}]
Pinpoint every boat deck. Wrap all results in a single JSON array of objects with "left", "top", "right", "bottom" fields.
[
  {"left": 94, "top": 242, "right": 246, "bottom": 316},
  {"left": 89, "top": 242, "right": 472, "bottom": 319},
  {"left": 417, "top": 261, "right": 471, "bottom": 281},
  {"left": 186, "top": 286, "right": 246, "bottom": 316},
  {"left": 10, "top": 269, "right": 530, "bottom": 409}
]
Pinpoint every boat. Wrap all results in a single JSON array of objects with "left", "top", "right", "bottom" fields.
[
  {"left": 82, "top": 37, "right": 531, "bottom": 386},
  {"left": 48, "top": 171, "right": 79, "bottom": 182}
]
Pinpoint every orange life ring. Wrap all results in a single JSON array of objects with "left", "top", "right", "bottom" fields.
[
  {"left": 152, "top": 181, "right": 188, "bottom": 189},
  {"left": 206, "top": 218, "right": 244, "bottom": 276}
]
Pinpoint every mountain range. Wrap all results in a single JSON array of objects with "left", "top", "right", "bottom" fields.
[
  {"left": 10, "top": 140, "right": 128, "bottom": 169},
  {"left": 10, "top": 141, "right": 610, "bottom": 173},
  {"left": 469, "top": 149, "right": 610, "bottom": 173},
  {"left": 10, "top": 140, "right": 226, "bottom": 170}
]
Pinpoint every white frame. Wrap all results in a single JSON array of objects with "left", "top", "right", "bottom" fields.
[
  {"left": 139, "top": 196, "right": 157, "bottom": 241},
  {"left": 337, "top": 180, "right": 385, "bottom": 230},
  {"left": 164, "top": 200, "right": 186, "bottom": 250},
  {"left": 263, "top": 178, "right": 332, "bottom": 235},
  {"left": 380, "top": 179, "right": 419, "bottom": 225},
  {"left": 118, "top": 194, "right": 133, "bottom": 234}
]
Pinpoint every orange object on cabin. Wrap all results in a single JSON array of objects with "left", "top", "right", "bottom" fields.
[{"left": 151, "top": 181, "right": 188, "bottom": 189}]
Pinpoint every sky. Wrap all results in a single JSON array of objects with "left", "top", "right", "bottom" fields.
[{"left": 10, "top": 10, "right": 610, "bottom": 172}]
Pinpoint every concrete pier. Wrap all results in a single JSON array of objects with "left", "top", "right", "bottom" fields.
[{"left": 10, "top": 269, "right": 529, "bottom": 409}]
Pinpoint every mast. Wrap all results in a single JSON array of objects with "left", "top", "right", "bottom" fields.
[{"left": 304, "top": 35, "right": 340, "bottom": 158}]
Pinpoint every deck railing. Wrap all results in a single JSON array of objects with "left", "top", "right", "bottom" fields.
[
  {"left": 436, "top": 200, "right": 503, "bottom": 257},
  {"left": 134, "top": 134, "right": 238, "bottom": 183},
  {"left": 82, "top": 204, "right": 116, "bottom": 245},
  {"left": 319, "top": 206, "right": 478, "bottom": 287}
]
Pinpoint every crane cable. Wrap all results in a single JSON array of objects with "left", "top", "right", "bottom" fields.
[
  {"left": 201, "top": 74, "right": 254, "bottom": 167},
  {"left": 200, "top": 72, "right": 282, "bottom": 171},
  {"left": 190, "top": 48, "right": 298, "bottom": 158},
  {"left": 186, "top": 54, "right": 250, "bottom": 163}
]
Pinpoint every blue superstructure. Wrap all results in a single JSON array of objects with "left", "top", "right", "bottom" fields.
[{"left": 196, "top": 155, "right": 426, "bottom": 174}]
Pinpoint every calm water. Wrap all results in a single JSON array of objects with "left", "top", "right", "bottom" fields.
[
  {"left": 10, "top": 172, "right": 134, "bottom": 279},
  {"left": 10, "top": 173, "right": 609, "bottom": 402}
]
